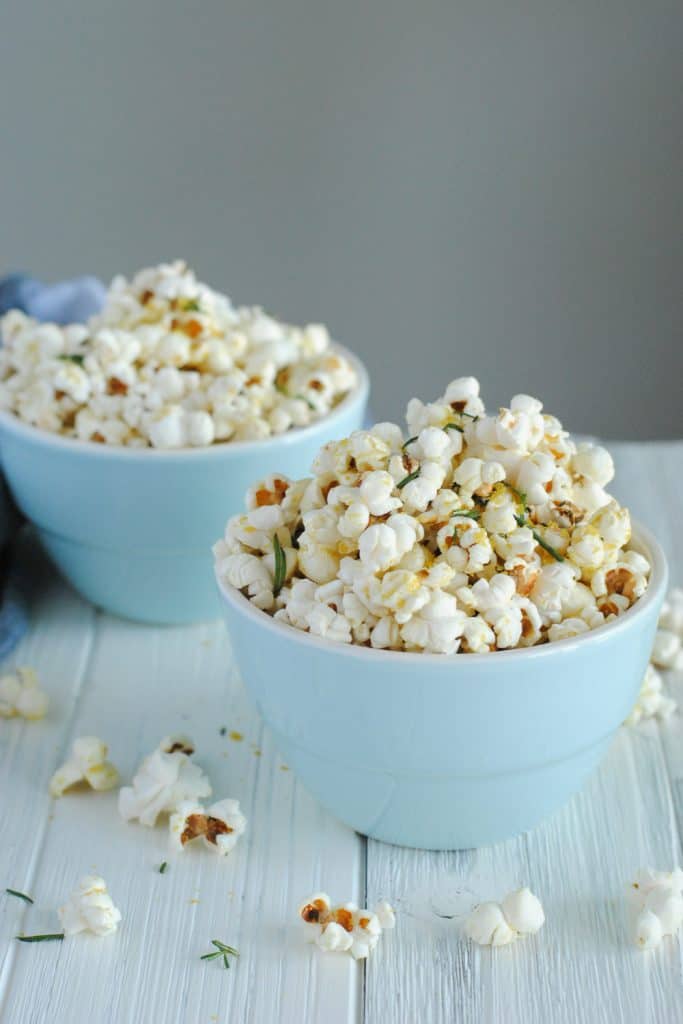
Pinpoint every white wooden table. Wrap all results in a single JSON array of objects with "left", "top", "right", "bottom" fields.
[{"left": 0, "top": 441, "right": 681, "bottom": 1024}]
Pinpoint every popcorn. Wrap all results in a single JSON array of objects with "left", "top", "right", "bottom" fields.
[
  {"left": 58, "top": 876, "right": 121, "bottom": 937},
  {"left": 625, "top": 664, "right": 676, "bottom": 726},
  {"left": 629, "top": 868, "right": 683, "bottom": 949},
  {"left": 299, "top": 893, "right": 394, "bottom": 959},
  {"left": 0, "top": 262, "right": 357, "bottom": 448},
  {"left": 49, "top": 736, "right": 119, "bottom": 797},
  {"left": 169, "top": 797, "right": 246, "bottom": 854},
  {"left": 217, "top": 377, "right": 650, "bottom": 653},
  {"left": 465, "top": 888, "right": 545, "bottom": 946},
  {"left": 660, "top": 587, "right": 683, "bottom": 635},
  {"left": 0, "top": 667, "right": 48, "bottom": 720},
  {"left": 118, "top": 735, "right": 211, "bottom": 826},
  {"left": 651, "top": 628, "right": 683, "bottom": 671}
]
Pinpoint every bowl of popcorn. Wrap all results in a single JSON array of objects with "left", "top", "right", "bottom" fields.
[
  {"left": 0, "top": 261, "right": 369, "bottom": 623},
  {"left": 215, "top": 376, "right": 667, "bottom": 850}
]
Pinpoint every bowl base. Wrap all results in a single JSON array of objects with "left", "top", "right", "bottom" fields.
[{"left": 272, "top": 729, "right": 612, "bottom": 850}]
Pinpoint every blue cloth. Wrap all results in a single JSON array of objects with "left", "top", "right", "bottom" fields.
[
  {"left": 0, "top": 272, "right": 106, "bottom": 659},
  {"left": 0, "top": 272, "right": 106, "bottom": 324}
]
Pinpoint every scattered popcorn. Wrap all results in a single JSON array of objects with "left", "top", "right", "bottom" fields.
[
  {"left": 169, "top": 797, "right": 246, "bottom": 855},
  {"left": 651, "top": 629, "right": 683, "bottom": 670},
  {"left": 58, "top": 875, "right": 121, "bottom": 937},
  {"left": 629, "top": 868, "right": 683, "bottom": 949},
  {"left": 0, "top": 667, "right": 48, "bottom": 720},
  {"left": 625, "top": 665, "right": 676, "bottom": 726},
  {"left": 0, "top": 261, "right": 357, "bottom": 448},
  {"left": 118, "top": 735, "right": 211, "bottom": 826},
  {"left": 464, "top": 888, "right": 545, "bottom": 946},
  {"left": 49, "top": 736, "right": 119, "bottom": 797},
  {"left": 627, "top": 585, "right": 682, "bottom": 726},
  {"left": 217, "top": 377, "right": 650, "bottom": 653},
  {"left": 299, "top": 893, "right": 395, "bottom": 959},
  {"left": 659, "top": 587, "right": 683, "bottom": 635}
]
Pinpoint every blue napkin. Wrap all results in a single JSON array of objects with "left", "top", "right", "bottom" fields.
[
  {"left": 0, "top": 272, "right": 106, "bottom": 658},
  {"left": 0, "top": 272, "right": 106, "bottom": 325}
]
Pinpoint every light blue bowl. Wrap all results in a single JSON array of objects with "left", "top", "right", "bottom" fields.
[
  {"left": 0, "top": 346, "right": 368, "bottom": 624},
  {"left": 217, "top": 522, "right": 667, "bottom": 849}
]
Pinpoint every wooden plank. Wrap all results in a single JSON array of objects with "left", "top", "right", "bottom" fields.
[
  {"left": 0, "top": 540, "right": 96, "bottom": 1003},
  {"left": 0, "top": 543, "right": 364, "bottom": 1024}
]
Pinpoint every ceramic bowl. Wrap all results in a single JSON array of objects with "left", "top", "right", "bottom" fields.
[
  {"left": 216, "top": 521, "right": 667, "bottom": 850},
  {"left": 0, "top": 345, "right": 369, "bottom": 624}
]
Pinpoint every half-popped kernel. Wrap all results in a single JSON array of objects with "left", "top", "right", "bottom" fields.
[
  {"left": 0, "top": 261, "right": 357, "bottom": 448},
  {"left": 299, "top": 892, "right": 395, "bottom": 959},
  {"left": 216, "top": 377, "right": 650, "bottom": 653}
]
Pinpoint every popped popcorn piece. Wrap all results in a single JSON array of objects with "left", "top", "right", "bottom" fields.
[
  {"left": 49, "top": 736, "right": 119, "bottom": 797},
  {"left": 659, "top": 587, "right": 683, "bottom": 635},
  {"left": 299, "top": 893, "right": 395, "bottom": 959},
  {"left": 464, "top": 902, "right": 517, "bottom": 947},
  {"left": 0, "top": 667, "right": 48, "bottom": 720},
  {"left": 0, "top": 262, "right": 357, "bottom": 448},
  {"left": 169, "top": 797, "right": 246, "bottom": 855},
  {"left": 217, "top": 377, "right": 650, "bottom": 653},
  {"left": 500, "top": 887, "right": 546, "bottom": 935},
  {"left": 625, "top": 664, "right": 676, "bottom": 726},
  {"left": 465, "top": 888, "right": 545, "bottom": 946},
  {"left": 58, "top": 875, "right": 121, "bottom": 937},
  {"left": 629, "top": 867, "right": 683, "bottom": 949},
  {"left": 651, "top": 629, "right": 683, "bottom": 670},
  {"left": 118, "top": 735, "right": 211, "bottom": 826}
]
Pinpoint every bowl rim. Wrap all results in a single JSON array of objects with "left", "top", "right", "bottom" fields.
[
  {"left": 0, "top": 342, "right": 369, "bottom": 460},
  {"left": 215, "top": 519, "right": 668, "bottom": 664}
]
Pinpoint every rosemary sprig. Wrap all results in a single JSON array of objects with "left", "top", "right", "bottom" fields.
[
  {"left": 200, "top": 939, "right": 239, "bottom": 968},
  {"left": 16, "top": 933, "right": 64, "bottom": 943},
  {"left": 397, "top": 469, "right": 420, "bottom": 489},
  {"left": 159, "top": 862, "right": 168, "bottom": 874},
  {"left": 6, "top": 888, "right": 33, "bottom": 904},
  {"left": 506, "top": 483, "right": 527, "bottom": 506},
  {"left": 514, "top": 513, "right": 564, "bottom": 562},
  {"left": 57, "top": 353, "right": 85, "bottom": 366},
  {"left": 273, "top": 535, "right": 287, "bottom": 596},
  {"left": 444, "top": 422, "right": 464, "bottom": 433},
  {"left": 402, "top": 435, "right": 418, "bottom": 450}
]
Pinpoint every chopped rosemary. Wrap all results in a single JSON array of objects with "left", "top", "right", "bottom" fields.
[
  {"left": 444, "top": 422, "right": 464, "bottom": 433},
  {"left": 460, "top": 411, "right": 479, "bottom": 420},
  {"left": 294, "top": 393, "right": 317, "bottom": 411},
  {"left": 57, "top": 353, "right": 85, "bottom": 366},
  {"left": 273, "top": 535, "right": 287, "bottom": 596},
  {"left": 219, "top": 726, "right": 227, "bottom": 736},
  {"left": 402, "top": 435, "right": 418, "bottom": 450},
  {"left": 16, "top": 933, "right": 64, "bottom": 943},
  {"left": 200, "top": 939, "right": 239, "bottom": 968},
  {"left": 451, "top": 509, "right": 480, "bottom": 520},
  {"left": 514, "top": 513, "right": 564, "bottom": 562},
  {"left": 159, "top": 862, "right": 168, "bottom": 874},
  {"left": 532, "top": 530, "right": 564, "bottom": 562},
  {"left": 397, "top": 469, "right": 420, "bottom": 489},
  {"left": 6, "top": 888, "right": 33, "bottom": 904},
  {"left": 506, "top": 483, "right": 528, "bottom": 506},
  {"left": 182, "top": 299, "right": 201, "bottom": 312}
]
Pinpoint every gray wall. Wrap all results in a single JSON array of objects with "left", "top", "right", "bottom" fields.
[{"left": 2, "top": 1, "right": 681, "bottom": 438}]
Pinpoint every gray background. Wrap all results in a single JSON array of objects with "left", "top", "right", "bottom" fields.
[{"left": 2, "top": 1, "right": 681, "bottom": 438}]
